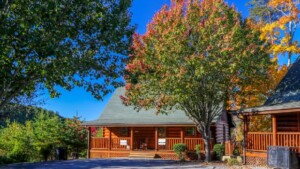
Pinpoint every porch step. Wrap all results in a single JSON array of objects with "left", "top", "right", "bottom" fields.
[{"left": 129, "top": 152, "right": 156, "bottom": 159}]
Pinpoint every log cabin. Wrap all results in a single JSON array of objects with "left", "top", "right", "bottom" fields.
[
  {"left": 236, "top": 57, "right": 300, "bottom": 165},
  {"left": 83, "top": 87, "right": 233, "bottom": 159}
]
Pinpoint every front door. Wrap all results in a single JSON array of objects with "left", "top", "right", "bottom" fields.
[{"left": 133, "top": 127, "right": 155, "bottom": 150}]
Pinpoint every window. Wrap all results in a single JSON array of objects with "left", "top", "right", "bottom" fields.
[
  {"left": 158, "top": 127, "right": 166, "bottom": 138},
  {"left": 91, "top": 127, "right": 103, "bottom": 137},
  {"left": 120, "top": 127, "right": 128, "bottom": 136},
  {"left": 185, "top": 127, "right": 195, "bottom": 136}
]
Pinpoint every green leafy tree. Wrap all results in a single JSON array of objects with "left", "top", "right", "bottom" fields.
[
  {"left": 123, "top": 0, "right": 271, "bottom": 162},
  {"left": 0, "top": 0, "right": 135, "bottom": 110},
  {"left": 62, "top": 116, "right": 87, "bottom": 158},
  {"left": 33, "top": 112, "right": 63, "bottom": 161},
  {"left": 0, "top": 121, "right": 36, "bottom": 162}
]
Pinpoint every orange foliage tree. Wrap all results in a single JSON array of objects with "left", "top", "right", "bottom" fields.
[
  {"left": 260, "top": 0, "right": 300, "bottom": 66},
  {"left": 123, "top": 0, "right": 272, "bottom": 161}
]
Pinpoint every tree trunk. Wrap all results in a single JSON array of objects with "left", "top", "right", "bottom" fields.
[
  {"left": 203, "top": 137, "right": 211, "bottom": 162},
  {"left": 197, "top": 125, "right": 211, "bottom": 162}
]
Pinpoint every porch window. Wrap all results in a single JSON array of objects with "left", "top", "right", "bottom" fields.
[
  {"left": 91, "top": 127, "right": 103, "bottom": 137},
  {"left": 158, "top": 127, "right": 166, "bottom": 137},
  {"left": 120, "top": 127, "right": 128, "bottom": 136},
  {"left": 185, "top": 127, "right": 195, "bottom": 136}
]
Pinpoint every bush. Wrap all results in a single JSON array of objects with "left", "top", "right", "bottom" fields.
[
  {"left": 233, "top": 147, "right": 240, "bottom": 156},
  {"left": 213, "top": 144, "right": 224, "bottom": 160},
  {"left": 227, "top": 158, "right": 240, "bottom": 166},
  {"left": 0, "top": 155, "right": 14, "bottom": 165},
  {"left": 173, "top": 143, "right": 187, "bottom": 161},
  {"left": 194, "top": 144, "right": 201, "bottom": 161}
]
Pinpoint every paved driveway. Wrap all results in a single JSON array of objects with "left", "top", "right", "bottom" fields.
[{"left": 0, "top": 158, "right": 217, "bottom": 169}]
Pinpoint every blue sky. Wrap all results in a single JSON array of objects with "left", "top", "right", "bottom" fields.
[{"left": 41, "top": 0, "right": 296, "bottom": 121}]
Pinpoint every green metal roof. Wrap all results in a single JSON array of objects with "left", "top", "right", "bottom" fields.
[
  {"left": 83, "top": 87, "right": 221, "bottom": 126},
  {"left": 242, "top": 57, "right": 300, "bottom": 113}
]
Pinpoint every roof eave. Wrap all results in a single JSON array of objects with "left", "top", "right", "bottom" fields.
[{"left": 239, "top": 107, "right": 300, "bottom": 116}]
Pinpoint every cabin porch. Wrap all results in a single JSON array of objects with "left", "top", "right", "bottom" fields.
[
  {"left": 243, "top": 112, "right": 300, "bottom": 165},
  {"left": 87, "top": 126, "right": 215, "bottom": 159}
]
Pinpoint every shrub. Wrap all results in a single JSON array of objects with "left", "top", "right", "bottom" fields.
[
  {"left": 213, "top": 144, "right": 225, "bottom": 160},
  {"left": 195, "top": 144, "right": 201, "bottom": 161},
  {"left": 233, "top": 147, "right": 240, "bottom": 156},
  {"left": 227, "top": 158, "right": 240, "bottom": 166},
  {"left": 173, "top": 143, "right": 187, "bottom": 161}
]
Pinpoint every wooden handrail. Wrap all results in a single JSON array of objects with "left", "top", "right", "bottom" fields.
[
  {"left": 247, "top": 132, "right": 272, "bottom": 134},
  {"left": 246, "top": 132, "right": 300, "bottom": 153}
]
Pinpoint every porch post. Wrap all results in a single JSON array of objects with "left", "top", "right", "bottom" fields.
[
  {"left": 272, "top": 115, "right": 277, "bottom": 146},
  {"left": 180, "top": 127, "right": 184, "bottom": 143},
  {"left": 155, "top": 127, "right": 158, "bottom": 151},
  {"left": 130, "top": 127, "right": 134, "bottom": 150},
  {"left": 87, "top": 127, "right": 91, "bottom": 159},
  {"left": 109, "top": 127, "right": 112, "bottom": 150},
  {"left": 298, "top": 114, "right": 300, "bottom": 131},
  {"left": 243, "top": 115, "right": 248, "bottom": 165}
]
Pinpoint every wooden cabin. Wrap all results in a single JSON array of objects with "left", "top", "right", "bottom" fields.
[
  {"left": 83, "top": 87, "right": 232, "bottom": 159},
  {"left": 237, "top": 58, "right": 300, "bottom": 165}
]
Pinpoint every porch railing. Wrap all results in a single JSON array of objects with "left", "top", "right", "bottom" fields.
[
  {"left": 90, "top": 137, "right": 131, "bottom": 150},
  {"left": 91, "top": 137, "right": 213, "bottom": 151},
  {"left": 158, "top": 138, "right": 181, "bottom": 150},
  {"left": 158, "top": 138, "right": 212, "bottom": 151},
  {"left": 246, "top": 132, "right": 300, "bottom": 153},
  {"left": 111, "top": 137, "right": 131, "bottom": 150},
  {"left": 91, "top": 137, "right": 109, "bottom": 149}
]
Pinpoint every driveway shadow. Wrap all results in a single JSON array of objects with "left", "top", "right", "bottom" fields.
[{"left": 0, "top": 158, "right": 208, "bottom": 169}]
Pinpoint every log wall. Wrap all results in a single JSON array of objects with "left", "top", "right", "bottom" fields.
[{"left": 276, "top": 113, "right": 300, "bottom": 132}]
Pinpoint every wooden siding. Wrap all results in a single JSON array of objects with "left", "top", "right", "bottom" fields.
[
  {"left": 216, "top": 122, "right": 230, "bottom": 143},
  {"left": 215, "top": 110, "right": 231, "bottom": 143},
  {"left": 276, "top": 113, "right": 300, "bottom": 132}
]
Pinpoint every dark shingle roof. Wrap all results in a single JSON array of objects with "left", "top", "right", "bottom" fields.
[
  {"left": 264, "top": 57, "right": 300, "bottom": 106},
  {"left": 242, "top": 57, "right": 300, "bottom": 113},
  {"left": 83, "top": 87, "right": 222, "bottom": 126}
]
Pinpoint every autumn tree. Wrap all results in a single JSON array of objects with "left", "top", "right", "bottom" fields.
[
  {"left": 123, "top": 0, "right": 271, "bottom": 161},
  {"left": 248, "top": 0, "right": 282, "bottom": 23},
  {"left": 0, "top": 0, "right": 135, "bottom": 110},
  {"left": 251, "top": 0, "right": 300, "bottom": 66}
]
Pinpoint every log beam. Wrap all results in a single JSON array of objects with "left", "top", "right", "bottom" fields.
[
  {"left": 87, "top": 127, "right": 91, "bottom": 159},
  {"left": 109, "top": 127, "right": 112, "bottom": 150},
  {"left": 130, "top": 127, "right": 134, "bottom": 150},
  {"left": 155, "top": 127, "right": 158, "bottom": 151},
  {"left": 272, "top": 115, "right": 277, "bottom": 146},
  {"left": 180, "top": 127, "right": 184, "bottom": 143}
]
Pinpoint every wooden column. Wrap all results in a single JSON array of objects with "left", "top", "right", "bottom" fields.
[
  {"left": 180, "top": 127, "right": 184, "bottom": 143},
  {"left": 272, "top": 115, "right": 277, "bottom": 146},
  {"left": 155, "top": 127, "right": 158, "bottom": 151},
  {"left": 87, "top": 127, "right": 91, "bottom": 159},
  {"left": 108, "top": 127, "right": 112, "bottom": 150},
  {"left": 243, "top": 116, "right": 248, "bottom": 165},
  {"left": 130, "top": 127, "right": 134, "bottom": 150},
  {"left": 298, "top": 114, "right": 300, "bottom": 131}
]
